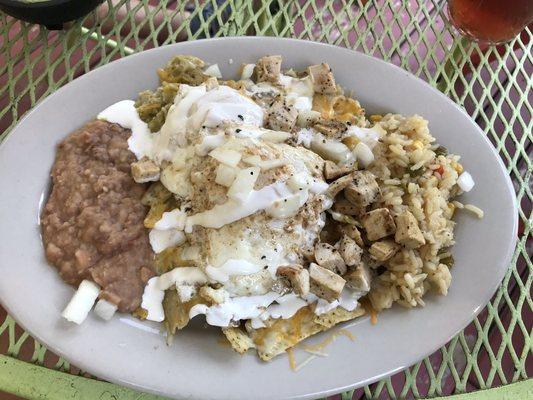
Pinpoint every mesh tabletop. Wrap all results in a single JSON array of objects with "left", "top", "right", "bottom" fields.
[{"left": 0, "top": 1, "right": 531, "bottom": 399}]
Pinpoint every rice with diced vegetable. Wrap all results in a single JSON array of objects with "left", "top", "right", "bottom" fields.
[{"left": 363, "top": 114, "right": 466, "bottom": 310}]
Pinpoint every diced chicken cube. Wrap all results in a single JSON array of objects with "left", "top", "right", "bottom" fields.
[
  {"left": 335, "top": 235, "right": 363, "bottom": 267},
  {"left": 309, "top": 263, "right": 346, "bottom": 302},
  {"left": 344, "top": 171, "right": 380, "bottom": 208},
  {"left": 362, "top": 208, "right": 396, "bottom": 241},
  {"left": 343, "top": 264, "right": 372, "bottom": 292},
  {"left": 314, "top": 243, "right": 347, "bottom": 275},
  {"left": 369, "top": 240, "right": 400, "bottom": 262},
  {"left": 276, "top": 264, "right": 310, "bottom": 296},
  {"left": 313, "top": 119, "right": 347, "bottom": 138},
  {"left": 131, "top": 158, "right": 160, "bottom": 183},
  {"left": 339, "top": 224, "right": 365, "bottom": 247},
  {"left": 332, "top": 197, "right": 364, "bottom": 216},
  {"left": 308, "top": 63, "right": 336, "bottom": 95},
  {"left": 323, "top": 160, "right": 354, "bottom": 180},
  {"left": 325, "top": 173, "right": 354, "bottom": 198},
  {"left": 254, "top": 55, "right": 282, "bottom": 83},
  {"left": 266, "top": 100, "right": 298, "bottom": 132},
  {"left": 394, "top": 210, "right": 426, "bottom": 248}
]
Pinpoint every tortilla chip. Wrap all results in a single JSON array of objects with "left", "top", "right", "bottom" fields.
[
  {"left": 141, "top": 182, "right": 173, "bottom": 206},
  {"left": 222, "top": 328, "right": 255, "bottom": 354},
  {"left": 163, "top": 289, "right": 203, "bottom": 334},
  {"left": 245, "top": 305, "right": 365, "bottom": 361}
]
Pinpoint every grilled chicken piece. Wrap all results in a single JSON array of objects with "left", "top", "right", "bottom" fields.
[
  {"left": 255, "top": 55, "right": 282, "bottom": 83},
  {"left": 323, "top": 160, "right": 354, "bottom": 180},
  {"left": 266, "top": 100, "right": 298, "bottom": 132},
  {"left": 362, "top": 208, "right": 396, "bottom": 241},
  {"left": 339, "top": 224, "right": 365, "bottom": 247},
  {"left": 343, "top": 264, "right": 371, "bottom": 292},
  {"left": 394, "top": 210, "right": 426, "bottom": 249},
  {"left": 344, "top": 171, "right": 380, "bottom": 209},
  {"left": 309, "top": 263, "right": 346, "bottom": 302},
  {"left": 308, "top": 63, "right": 336, "bottom": 95},
  {"left": 314, "top": 243, "right": 347, "bottom": 275},
  {"left": 335, "top": 235, "right": 363, "bottom": 267},
  {"left": 276, "top": 264, "right": 310, "bottom": 296},
  {"left": 369, "top": 239, "right": 400, "bottom": 262}
]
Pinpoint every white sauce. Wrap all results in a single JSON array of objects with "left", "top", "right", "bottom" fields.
[
  {"left": 187, "top": 85, "right": 263, "bottom": 130},
  {"left": 141, "top": 267, "right": 209, "bottom": 322},
  {"left": 261, "top": 293, "right": 307, "bottom": 319},
  {"left": 153, "top": 209, "right": 186, "bottom": 230},
  {"left": 185, "top": 181, "right": 294, "bottom": 231},
  {"left": 148, "top": 229, "right": 185, "bottom": 254},
  {"left": 205, "top": 259, "right": 263, "bottom": 283},
  {"left": 195, "top": 134, "right": 226, "bottom": 156},
  {"left": 188, "top": 292, "right": 280, "bottom": 327},
  {"left": 154, "top": 85, "right": 207, "bottom": 160},
  {"left": 176, "top": 285, "right": 196, "bottom": 302},
  {"left": 97, "top": 100, "right": 153, "bottom": 160}
]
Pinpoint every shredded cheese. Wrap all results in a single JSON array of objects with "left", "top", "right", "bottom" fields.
[
  {"left": 287, "top": 347, "right": 296, "bottom": 371},
  {"left": 294, "top": 355, "right": 317, "bottom": 372}
]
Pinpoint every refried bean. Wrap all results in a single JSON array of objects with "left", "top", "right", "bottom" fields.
[{"left": 41, "top": 120, "right": 155, "bottom": 313}]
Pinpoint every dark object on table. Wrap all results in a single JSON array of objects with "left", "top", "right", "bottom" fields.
[{"left": 0, "top": 0, "right": 104, "bottom": 29}]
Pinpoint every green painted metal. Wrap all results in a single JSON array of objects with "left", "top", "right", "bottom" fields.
[
  {"left": 1, "top": 354, "right": 531, "bottom": 400},
  {"left": 0, "top": 1, "right": 531, "bottom": 398}
]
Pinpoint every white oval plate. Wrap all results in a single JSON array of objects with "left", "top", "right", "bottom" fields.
[{"left": 0, "top": 38, "right": 517, "bottom": 400}]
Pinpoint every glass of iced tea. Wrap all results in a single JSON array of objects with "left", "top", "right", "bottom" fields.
[{"left": 447, "top": 0, "right": 533, "bottom": 44}]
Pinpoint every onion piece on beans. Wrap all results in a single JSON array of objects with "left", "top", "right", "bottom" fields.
[{"left": 62, "top": 280, "right": 100, "bottom": 324}]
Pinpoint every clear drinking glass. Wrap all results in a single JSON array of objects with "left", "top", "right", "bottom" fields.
[{"left": 447, "top": 0, "right": 533, "bottom": 44}]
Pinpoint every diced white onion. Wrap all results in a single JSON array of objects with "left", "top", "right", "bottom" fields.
[
  {"left": 311, "top": 136, "right": 352, "bottom": 163},
  {"left": 287, "top": 171, "right": 312, "bottom": 191},
  {"left": 94, "top": 299, "right": 118, "bottom": 321},
  {"left": 266, "top": 193, "right": 303, "bottom": 218},
  {"left": 209, "top": 147, "right": 242, "bottom": 167},
  {"left": 353, "top": 142, "right": 374, "bottom": 168},
  {"left": 242, "top": 155, "right": 262, "bottom": 165},
  {"left": 457, "top": 171, "right": 475, "bottom": 192},
  {"left": 204, "top": 64, "right": 222, "bottom": 78},
  {"left": 259, "top": 130, "right": 291, "bottom": 143},
  {"left": 241, "top": 63, "right": 255, "bottom": 80},
  {"left": 215, "top": 164, "right": 238, "bottom": 187},
  {"left": 292, "top": 96, "right": 313, "bottom": 112},
  {"left": 243, "top": 156, "right": 287, "bottom": 170},
  {"left": 227, "top": 167, "right": 260, "bottom": 202},
  {"left": 61, "top": 280, "right": 100, "bottom": 324},
  {"left": 195, "top": 135, "right": 226, "bottom": 156},
  {"left": 345, "top": 125, "right": 384, "bottom": 149}
]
